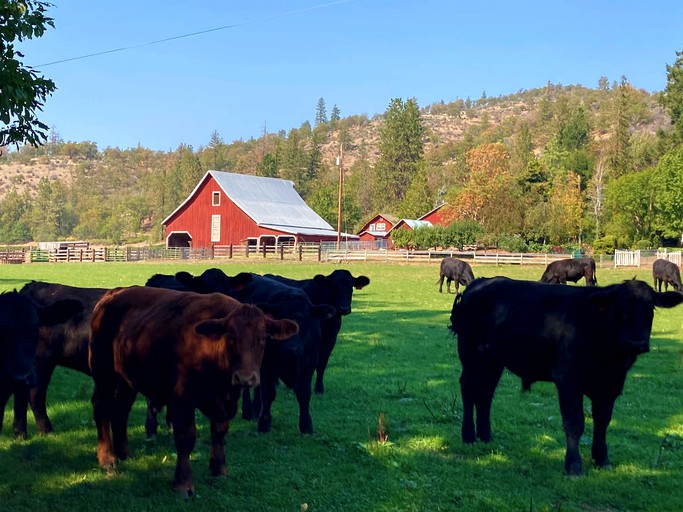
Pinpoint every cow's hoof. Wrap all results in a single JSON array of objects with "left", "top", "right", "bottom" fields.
[{"left": 209, "top": 459, "right": 228, "bottom": 477}]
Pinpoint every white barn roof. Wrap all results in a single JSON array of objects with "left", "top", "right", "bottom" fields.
[{"left": 163, "top": 170, "right": 356, "bottom": 238}]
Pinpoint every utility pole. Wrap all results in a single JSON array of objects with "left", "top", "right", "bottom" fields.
[{"left": 336, "top": 143, "right": 344, "bottom": 250}]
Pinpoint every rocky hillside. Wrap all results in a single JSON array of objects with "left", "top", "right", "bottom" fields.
[{"left": 0, "top": 86, "right": 671, "bottom": 199}]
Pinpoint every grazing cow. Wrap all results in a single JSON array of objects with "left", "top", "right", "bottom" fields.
[
  {"left": 89, "top": 286, "right": 298, "bottom": 497},
  {"left": 540, "top": 257, "right": 597, "bottom": 286},
  {"left": 437, "top": 257, "right": 475, "bottom": 294},
  {"left": 265, "top": 269, "right": 370, "bottom": 394},
  {"left": 16, "top": 281, "right": 107, "bottom": 436},
  {"left": 0, "top": 290, "right": 82, "bottom": 438},
  {"left": 449, "top": 276, "right": 683, "bottom": 475},
  {"left": 154, "top": 268, "right": 335, "bottom": 434},
  {"left": 652, "top": 258, "right": 682, "bottom": 292}
]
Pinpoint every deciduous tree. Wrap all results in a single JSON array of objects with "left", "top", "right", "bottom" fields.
[{"left": 0, "top": 1, "right": 56, "bottom": 146}]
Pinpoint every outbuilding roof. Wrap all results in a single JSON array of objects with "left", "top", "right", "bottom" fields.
[{"left": 163, "top": 170, "right": 356, "bottom": 238}]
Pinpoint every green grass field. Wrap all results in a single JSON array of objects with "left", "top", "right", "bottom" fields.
[{"left": 1, "top": 261, "right": 682, "bottom": 511}]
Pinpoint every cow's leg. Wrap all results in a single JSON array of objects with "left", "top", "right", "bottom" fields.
[
  {"left": 0, "top": 385, "right": 12, "bottom": 434},
  {"left": 294, "top": 369, "right": 315, "bottom": 434},
  {"left": 241, "top": 387, "right": 255, "bottom": 420},
  {"left": 257, "top": 380, "right": 276, "bottom": 433},
  {"left": 29, "top": 363, "right": 56, "bottom": 434},
  {"left": 556, "top": 385, "right": 585, "bottom": 476},
  {"left": 459, "top": 370, "right": 476, "bottom": 443},
  {"left": 591, "top": 398, "right": 616, "bottom": 469},
  {"left": 473, "top": 364, "right": 503, "bottom": 442},
  {"left": 447, "top": 278, "right": 453, "bottom": 294},
  {"left": 91, "top": 385, "right": 116, "bottom": 468},
  {"left": 315, "top": 320, "right": 341, "bottom": 394},
  {"left": 170, "top": 403, "right": 197, "bottom": 498},
  {"left": 111, "top": 384, "right": 137, "bottom": 461},
  {"left": 208, "top": 418, "right": 230, "bottom": 477},
  {"left": 12, "top": 383, "right": 29, "bottom": 439},
  {"left": 145, "top": 398, "right": 161, "bottom": 439},
  {"left": 438, "top": 275, "right": 445, "bottom": 293}
]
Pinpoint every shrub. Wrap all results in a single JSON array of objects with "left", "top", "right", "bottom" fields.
[{"left": 593, "top": 236, "right": 617, "bottom": 255}]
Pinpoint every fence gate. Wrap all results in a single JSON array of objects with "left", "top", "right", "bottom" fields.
[
  {"left": 656, "top": 250, "right": 682, "bottom": 266},
  {"left": 614, "top": 249, "right": 640, "bottom": 267}
]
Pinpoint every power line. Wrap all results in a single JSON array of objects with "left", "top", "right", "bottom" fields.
[{"left": 36, "top": 0, "right": 353, "bottom": 67}]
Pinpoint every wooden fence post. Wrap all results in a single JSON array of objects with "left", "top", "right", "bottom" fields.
[
  {"left": 298, "top": 245, "right": 303, "bottom": 262},
  {"left": 280, "top": 245, "right": 284, "bottom": 260}
]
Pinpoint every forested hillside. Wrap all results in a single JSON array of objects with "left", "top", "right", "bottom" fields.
[{"left": 0, "top": 77, "right": 680, "bottom": 252}]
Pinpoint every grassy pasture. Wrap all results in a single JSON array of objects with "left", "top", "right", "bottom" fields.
[{"left": 0, "top": 261, "right": 682, "bottom": 512}]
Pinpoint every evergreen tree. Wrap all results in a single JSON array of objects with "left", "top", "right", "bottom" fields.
[
  {"left": 373, "top": 98, "right": 425, "bottom": 213},
  {"left": 330, "top": 104, "right": 341, "bottom": 123},
  {"left": 660, "top": 48, "right": 683, "bottom": 143},
  {"left": 315, "top": 98, "right": 328, "bottom": 126}
]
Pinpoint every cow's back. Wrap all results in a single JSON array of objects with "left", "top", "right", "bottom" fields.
[{"left": 19, "top": 281, "right": 107, "bottom": 373}]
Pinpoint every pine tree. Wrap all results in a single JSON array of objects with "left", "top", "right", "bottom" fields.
[
  {"left": 315, "top": 98, "right": 328, "bottom": 126},
  {"left": 373, "top": 98, "right": 425, "bottom": 213}
]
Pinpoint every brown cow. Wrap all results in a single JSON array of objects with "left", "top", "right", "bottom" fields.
[{"left": 89, "top": 286, "right": 298, "bottom": 498}]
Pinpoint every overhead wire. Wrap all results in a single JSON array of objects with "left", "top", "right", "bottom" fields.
[{"left": 36, "top": 0, "right": 353, "bottom": 67}]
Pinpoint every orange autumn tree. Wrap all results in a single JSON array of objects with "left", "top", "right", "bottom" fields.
[{"left": 446, "top": 143, "right": 525, "bottom": 236}]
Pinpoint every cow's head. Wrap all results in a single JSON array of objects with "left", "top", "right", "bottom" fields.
[
  {"left": 592, "top": 280, "right": 683, "bottom": 355},
  {"left": 312, "top": 270, "right": 370, "bottom": 316},
  {"left": 194, "top": 303, "right": 298, "bottom": 387}
]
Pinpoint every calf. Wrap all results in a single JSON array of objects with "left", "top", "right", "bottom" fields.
[
  {"left": 652, "top": 258, "right": 682, "bottom": 292},
  {"left": 540, "top": 257, "right": 597, "bottom": 286},
  {"left": 449, "top": 276, "right": 683, "bottom": 475},
  {"left": 156, "top": 268, "right": 335, "bottom": 434},
  {"left": 438, "top": 257, "right": 475, "bottom": 294},
  {"left": 89, "top": 286, "right": 298, "bottom": 497},
  {"left": 265, "top": 269, "right": 370, "bottom": 394},
  {"left": 0, "top": 291, "right": 81, "bottom": 438},
  {"left": 17, "top": 281, "right": 107, "bottom": 435}
]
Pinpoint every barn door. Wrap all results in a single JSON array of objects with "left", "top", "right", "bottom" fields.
[{"left": 211, "top": 215, "right": 221, "bottom": 242}]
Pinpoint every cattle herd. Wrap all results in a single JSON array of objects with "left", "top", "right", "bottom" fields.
[{"left": 1, "top": 256, "right": 682, "bottom": 496}]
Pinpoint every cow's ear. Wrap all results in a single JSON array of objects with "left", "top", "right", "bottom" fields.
[
  {"left": 230, "top": 272, "right": 253, "bottom": 291},
  {"left": 313, "top": 274, "right": 327, "bottom": 285},
  {"left": 175, "top": 271, "right": 195, "bottom": 286},
  {"left": 590, "top": 290, "right": 617, "bottom": 313},
  {"left": 255, "top": 302, "right": 278, "bottom": 318},
  {"left": 311, "top": 304, "right": 336, "bottom": 320},
  {"left": 37, "top": 298, "right": 82, "bottom": 326},
  {"left": 266, "top": 318, "right": 299, "bottom": 340},
  {"left": 354, "top": 276, "right": 370, "bottom": 289},
  {"left": 655, "top": 290, "right": 683, "bottom": 309},
  {"left": 194, "top": 319, "right": 226, "bottom": 341}
]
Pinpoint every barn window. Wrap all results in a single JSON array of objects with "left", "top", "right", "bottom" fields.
[
  {"left": 212, "top": 191, "right": 221, "bottom": 206},
  {"left": 369, "top": 223, "right": 376, "bottom": 232},
  {"left": 376, "top": 222, "right": 386, "bottom": 231},
  {"left": 211, "top": 215, "right": 221, "bottom": 242}
]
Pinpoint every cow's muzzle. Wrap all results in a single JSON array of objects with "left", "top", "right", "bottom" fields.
[{"left": 232, "top": 371, "right": 260, "bottom": 387}]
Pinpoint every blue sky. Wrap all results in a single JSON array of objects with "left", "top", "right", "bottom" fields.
[{"left": 18, "top": 0, "right": 683, "bottom": 152}]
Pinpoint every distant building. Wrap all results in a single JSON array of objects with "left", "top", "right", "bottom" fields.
[
  {"left": 357, "top": 213, "right": 399, "bottom": 248},
  {"left": 418, "top": 203, "right": 451, "bottom": 226},
  {"left": 162, "top": 171, "right": 357, "bottom": 248}
]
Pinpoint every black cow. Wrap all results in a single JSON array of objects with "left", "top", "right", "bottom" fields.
[
  {"left": 540, "top": 257, "right": 597, "bottom": 286},
  {"left": 652, "top": 258, "right": 682, "bottom": 292},
  {"left": 146, "top": 268, "right": 335, "bottom": 435},
  {"left": 449, "top": 276, "right": 683, "bottom": 475},
  {"left": 16, "top": 281, "right": 107, "bottom": 435},
  {"left": 265, "top": 270, "right": 370, "bottom": 394},
  {"left": 437, "top": 257, "right": 475, "bottom": 294},
  {"left": 0, "top": 290, "right": 82, "bottom": 438}
]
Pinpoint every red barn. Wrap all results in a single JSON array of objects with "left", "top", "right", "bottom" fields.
[
  {"left": 357, "top": 213, "right": 399, "bottom": 248},
  {"left": 162, "top": 171, "right": 356, "bottom": 248},
  {"left": 418, "top": 203, "right": 451, "bottom": 226}
]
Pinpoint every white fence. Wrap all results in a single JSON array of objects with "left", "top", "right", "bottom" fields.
[{"left": 615, "top": 249, "right": 682, "bottom": 268}]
